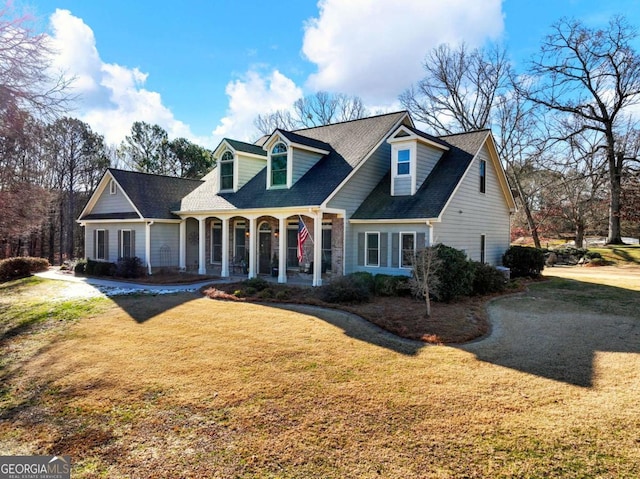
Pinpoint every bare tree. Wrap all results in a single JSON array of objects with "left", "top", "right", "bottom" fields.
[
  {"left": 254, "top": 91, "right": 369, "bottom": 135},
  {"left": 525, "top": 15, "right": 640, "bottom": 244},
  {"left": 410, "top": 247, "right": 441, "bottom": 318},
  {"left": 401, "top": 42, "right": 550, "bottom": 247},
  {"left": 0, "top": 4, "right": 71, "bottom": 126}
]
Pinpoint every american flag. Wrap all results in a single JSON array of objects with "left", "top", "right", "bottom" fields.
[{"left": 297, "top": 218, "right": 310, "bottom": 263}]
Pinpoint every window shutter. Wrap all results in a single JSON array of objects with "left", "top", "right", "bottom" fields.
[
  {"left": 391, "top": 233, "right": 399, "bottom": 268},
  {"left": 417, "top": 232, "right": 426, "bottom": 249},
  {"left": 357, "top": 233, "right": 365, "bottom": 266},
  {"left": 131, "top": 230, "right": 136, "bottom": 258},
  {"left": 104, "top": 230, "right": 110, "bottom": 261},
  {"left": 93, "top": 230, "right": 97, "bottom": 259},
  {"left": 380, "top": 233, "right": 388, "bottom": 267},
  {"left": 117, "top": 230, "right": 122, "bottom": 260}
]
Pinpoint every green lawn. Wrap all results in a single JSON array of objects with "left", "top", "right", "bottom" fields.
[
  {"left": 589, "top": 244, "right": 640, "bottom": 264},
  {"left": 1, "top": 272, "right": 639, "bottom": 478}
]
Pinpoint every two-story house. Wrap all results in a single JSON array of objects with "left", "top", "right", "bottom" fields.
[{"left": 78, "top": 111, "right": 516, "bottom": 286}]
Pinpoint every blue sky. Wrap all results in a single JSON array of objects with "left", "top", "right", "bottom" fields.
[{"left": 17, "top": 0, "right": 640, "bottom": 148}]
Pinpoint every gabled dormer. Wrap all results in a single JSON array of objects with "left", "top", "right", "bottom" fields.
[
  {"left": 213, "top": 139, "right": 267, "bottom": 193},
  {"left": 263, "top": 130, "right": 331, "bottom": 189},
  {"left": 386, "top": 125, "right": 449, "bottom": 196}
]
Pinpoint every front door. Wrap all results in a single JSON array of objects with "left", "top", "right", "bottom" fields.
[{"left": 258, "top": 222, "right": 272, "bottom": 274}]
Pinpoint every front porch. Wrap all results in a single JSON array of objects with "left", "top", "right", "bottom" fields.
[{"left": 179, "top": 211, "right": 344, "bottom": 287}]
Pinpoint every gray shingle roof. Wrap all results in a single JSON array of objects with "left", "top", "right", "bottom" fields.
[
  {"left": 225, "top": 139, "right": 267, "bottom": 157},
  {"left": 352, "top": 130, "right": 490, "bottom": 220},
  {"left": 81, "top": 169, "right": 203, "bottom": 220},
  {"left": 181, "top": 111, "right": 409, "bottom": 211}
]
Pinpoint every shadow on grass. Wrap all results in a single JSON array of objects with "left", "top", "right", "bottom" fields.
[
  {"left": 107, "top": 292, "right": 203, "bottom": 323},
  {"left": 270, "top": 303, "right": 426, "bottom": 356},
  {"left": 463, "top": 277, "right": 640, "bottom": 388},
  {"left": 611, "top": 247, "right": 640, "bottom": 264}
]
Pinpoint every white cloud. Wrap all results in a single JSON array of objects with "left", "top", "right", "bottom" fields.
[
  {"left": 48, "top": 9, "right": 200, "bottom": 146},
  {"left": 302, "top": 0, "right": 505, "bottom": 104},
  {"left": 212, "top": 69, "right": 303, "bottom": 143}
]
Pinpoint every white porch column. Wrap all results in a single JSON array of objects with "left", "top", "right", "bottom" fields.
[
  {"left": 198, "top": 217, "right": 206, "bottom": 275},
  {"left": 248, "top": 217, "right": 257, "bottom": 278},
  {"left": 278, "top": 216, "right": 287, "bottom": 283},
  {"left": 145, "top": 221, "right": 153, "bottom": 275},
  {"left": 179, "top": 220, "right": 186, "bottom": 270},
  {"left": 221, "top": 217, "right": 230, "bottom": 277},
  {"left": 313, "top": 212, "right": 323, "bottom": 287}
]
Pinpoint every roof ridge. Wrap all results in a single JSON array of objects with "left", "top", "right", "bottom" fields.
[
  {"left": 109, "top": 168, "right": 203, "bottom": 182},
  {"left": 291, "top": 110, "right": 408, "bottom": 134}
]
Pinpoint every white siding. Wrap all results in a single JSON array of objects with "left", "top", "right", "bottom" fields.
[
  {"left": 327, "top": 142, "right": 392, "bottom": 273},
  {"left": 393, "top": 176, "right": 411, "bottom": 196},
  {"left": 91, "top": 183, "right": 137, "bottom": 214},
  {"left": 292, "top": 148, "right": 323, "bottom": 184},
  {"left": 432, "top": 144, "right": 511, "bottom": 265}
]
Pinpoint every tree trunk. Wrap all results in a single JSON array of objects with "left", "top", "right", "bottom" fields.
[
  {"left": 606, "top": 150, "right": 624, "bottom": 244},
  {"left": 575, "top": 222, "right": 585, "bottom": 249}
]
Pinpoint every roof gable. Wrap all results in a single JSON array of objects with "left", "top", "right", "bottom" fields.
[{"left": 80, "top": 169, "right": 203, "bottom": 221}]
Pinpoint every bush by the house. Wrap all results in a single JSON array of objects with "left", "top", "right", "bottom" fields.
[
  {"left": 242, "top": 277, "right": 269, "bottom": 291},
  {"left": 471, "top": 261, "right": 507, "bottom": 296},
  {"left": 74, "top": 259, "right": 87, "bottom": 275},
  {"left": 374, "top": 273, "right": 411, "bottom": 297},
  {"left": 0, "top": 257, "right": 50, "bottom": 282},
  {"left": 432, "top": 244, "right": 475, "bottom": 302},
  {"left": 318, "top": 274, "right": 371, "bottom": 304},
  {"left": 116, "top": 256, "right": 145, "bottom": 279},
  {"left": 503, "top": 245, "right": 545, "bottom": 278},
  {"left": 349, "top": 271, "right": 375, "bottom": 294},
  {"left": 85, "top": 259, "right": 116, "bottom": 277}
]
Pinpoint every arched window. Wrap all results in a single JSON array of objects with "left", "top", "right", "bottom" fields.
[
  {"left": 271, "top": 142, "right": 288, "bottom": 187},
  {"left": 220, "top": 150, "right": 234, "bottom": 190}
]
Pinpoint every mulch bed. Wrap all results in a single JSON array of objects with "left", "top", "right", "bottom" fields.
[{"left": 202, "top": 282, "right": 525, "bottom": 344}]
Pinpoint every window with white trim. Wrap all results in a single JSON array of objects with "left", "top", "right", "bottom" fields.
[
  {"left": 397, "top": 149, "right": 411, "bottom": 175},
  {"left": 480, "top": 159, "right": 486, "bottom": 193},
  {"left": 220, "top": 151, "right": 234, "bottom": 190},
  {"left": 96, "top": 229, "right": 106, "bottom": 260},
  {"left": 400, "top": 232, "right": 416, "bottom": 268},
  {"left": 234, "top": 221, "right": 247, "bottom": 262},
  {"left": 120, "top": 229, "right": 133, "bottom": 258},
  {"left": 270, "top": 142, "right": 288, "bottom": 187},
  {"left": 109, "top": 179, "right": 116, "bottom": 194},
  {"left": 365, "top": 232, "right": 380, "bottom": 267}
]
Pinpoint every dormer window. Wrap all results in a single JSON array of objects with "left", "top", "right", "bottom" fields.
[
  {"left": 220, "top": 150, "right": 234, "bottom": 190},
  {"left": 270, "top": 142, "right": 288, "bottom": 187},
  {"left": 397, "top": 149, "right": 411, "bottom": 175}
]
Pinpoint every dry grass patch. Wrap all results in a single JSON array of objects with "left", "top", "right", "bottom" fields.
[{"left": 1, "top": 273, "right": 639, "bottom": 477}]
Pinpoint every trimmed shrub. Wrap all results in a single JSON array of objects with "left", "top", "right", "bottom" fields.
[
  {"left": 116, "top": 256, "right": 145, "bottom": 278},
  {"left": 0, "top": 257, "right": 50, "bottom": 282},
  {"left": 432, "top": 244, "right": 474, "bottom": 302},
  {"left": 471, "top": 261, "right": 507, "bottom": 296},
  {"left": 318, "top": 275, "right": 371, "bottom": 304},
  {"left": 349, "top": 271, "right": 375, "bottom": 293},
  {"left": 374, "top": 274, "right": 411, "bottom": 297},
  {"left": 85, "top": 259, "right": 116, "bottom": 277},
  {"left": 503, "top": 245, "right": 545, "bottom": 278},
  {"left": 242, "top": 277, "right": 269, "bottom": 291}
]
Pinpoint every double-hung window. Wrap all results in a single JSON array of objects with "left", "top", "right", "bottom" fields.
[
  {"left": 120, "top": 230, "right": 133, "bottom": 258},
  {"left": 365, "top": 232, "right": 380, "bottom": 267},
  {"left": 96, "top": 230, "right": 106, "bottom": 260},
  {"left": 397, "top": 149, "right": 411, "bottom": 175},
  {"left": 400, "top": 232, "right": 416, "bottom": 268}
]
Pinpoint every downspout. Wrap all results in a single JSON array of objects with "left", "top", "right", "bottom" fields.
[{"left": 146, "top": 221, "right": 154, "bottom": 275}]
